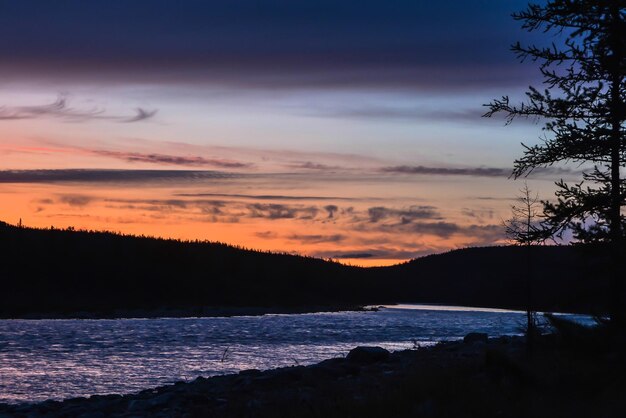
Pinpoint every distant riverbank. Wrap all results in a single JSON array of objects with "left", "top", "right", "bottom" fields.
[{"left": 1, "top": 305, "right": 373, "bottom": 320}]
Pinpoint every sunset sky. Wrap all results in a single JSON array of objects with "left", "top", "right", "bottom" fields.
[{"left": 0, "top": 0, "right": 575, "bottom": 265}]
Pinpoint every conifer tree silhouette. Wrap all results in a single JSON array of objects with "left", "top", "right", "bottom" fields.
[{"left": 486, "top": 1, "right": 625, "bottom": 323}]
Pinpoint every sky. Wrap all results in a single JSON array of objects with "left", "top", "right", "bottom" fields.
[{"left": 0, "top": 0, "right": 573, "bottom": 266}]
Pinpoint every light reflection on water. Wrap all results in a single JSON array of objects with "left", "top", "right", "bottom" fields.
[{"left": 0, "top": 306, "right": 592, "bottom": 403}]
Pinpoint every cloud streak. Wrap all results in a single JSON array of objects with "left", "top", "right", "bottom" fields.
[
  {"left": 0, "top": 169, "right": 234, "bottom": 183},
  {"left": 0, "top": 97, "right": 156, "bottom": 123},
  {"left": 175, "top": 193, "right": 355, "bottom": 201},
  {"left": 91, "top": 150, "right": 252, "bottom": 169},
  {"left": 381, "top": 165, "right": 578, "bottom": 178},
  {"left": 382, "top": 220, "right": 504, "bottom": 242},
  {"left": 247, "top": 203, "right": 318, "bottom": 220},
  {"left": 367, "top": 206, "right": 441, "bottom": 223},
  {"left": 287, "top": 234, "right": 346, "bottom": 244},
  {"left": 58, "top": 194, "right": 94, "bottom": 207},
  {"left": 381, "top": 165, "right": 509, "bottom": 177},
  {"left": 302, "top": 105, "right": 487, "bottom": 123},
  {"left": 286, "top": 162, "right": 343, "bottom": 170}
]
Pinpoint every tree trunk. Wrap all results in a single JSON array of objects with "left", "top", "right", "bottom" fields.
[
  {"left": 526, "top": 243, "right": 534, "bottom": 353},
  {"left": 609, "top": 112, "right": 622, "bottom": 324},
  {"left": 608, "top": 3, "right": 623, "bottom": 324}
]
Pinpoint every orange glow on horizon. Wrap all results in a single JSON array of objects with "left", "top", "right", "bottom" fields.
[{"left": 0, "top": 176, "right": 513, "bottom": 267}]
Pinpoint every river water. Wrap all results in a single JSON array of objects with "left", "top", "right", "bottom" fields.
[{"left": 0, "top": 305, "right": 591, "bottom": 403}]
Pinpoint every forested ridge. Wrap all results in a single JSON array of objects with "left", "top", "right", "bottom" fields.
[{"left": 0, "top": 222, "right": 616, "bottom": 317}]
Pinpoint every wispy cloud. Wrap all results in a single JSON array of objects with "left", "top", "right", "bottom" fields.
[
  {"left": 5, "top": 139, "right": 384, "bottom": 174},
  {"left": 58, "top": 194, "right": 94, "bottom": 207},
  {"left": 461, "top": 207, "right": 495, "bottom": 221},
  {"left": 301, "top": 105, "right": 486, "bottom": 123},
  {"left": 174, "top": 193, "right": 355, "bottom": 201},
  {"left": 367, "top": 205, "right": 441, "bottom": 223},
  {"left": 247, "top": 203, "right": 318, "bottom": 220},
  {"left": 255, "top": 231, "right": 278, "bottom": 239},
  {"left": 286, "top": 161, "right": 343, "bottom": 170},
  {"left": 103, "top": 197, "right": 333, "bottom": 224},
  {"left": 91, "top": 150, "right": 252, "bottom": 169},
  {"left": 328, "top": 252, "right": 375, "bottom": 259},
  {"left": 0, "top": 97, "right": 156, "bottom": 123},
  {"left": 403, "top": 221, "right": 462, "bottom": 238},
  {"left": 123, "top": 108, "right": 158, "bottom": 123},
  {"left": 381, "top": 165, "right": 578, "bottom": 178},
  {"left": 381, "top": 165, "right": 508, "bottom": 177},
  {"left": 379, "top": 220, "right": 504, "bottom": 242},
  {"left": 287, "top": 234, "right": 346, "bottom": 244},
  {"left": 324, "top": 205, "right": 338, "bottom": 219}
]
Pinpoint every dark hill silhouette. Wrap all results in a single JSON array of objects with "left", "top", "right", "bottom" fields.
[
  {"left": 0, "top": 222, "right": 615, "bottom": 318},
  {"left": 381, "top": 245, "right": 612, "bottom": 315},
  {"left": 0, "top": 222, "right": 377, "bottom": 318}
]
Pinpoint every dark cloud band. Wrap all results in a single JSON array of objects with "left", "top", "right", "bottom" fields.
[
  {"left": 0, "top": 0, "right": 537, "bottom": 91},
  {"left": 381, "top": 165, "right": 577, "bottom": 178},
  {"left": 381, "top": 165, "right": 508, "bottom": 177},
  {"left": 0, "top": 169, "right": 233, "bottom": 183}
]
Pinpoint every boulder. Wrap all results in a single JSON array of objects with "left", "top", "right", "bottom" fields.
[
  {"left": 463, "top": 332, "right": 488, "bottom": 344},
  {"left": 346, "top": 346, "right": 390, "bottom": 363},
  {"left": 239, "top": 369, "right": 262, "bottom": 377}
]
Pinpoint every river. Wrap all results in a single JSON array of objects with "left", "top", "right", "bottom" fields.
[{"left": 0, "top": 304, "right": 592, "bottom": 403}]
